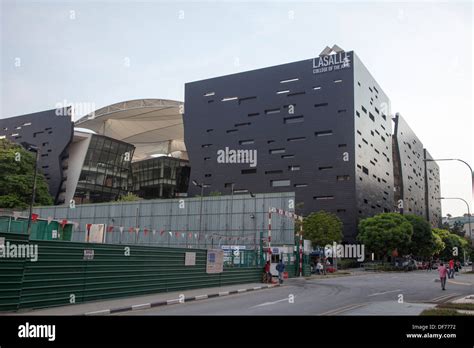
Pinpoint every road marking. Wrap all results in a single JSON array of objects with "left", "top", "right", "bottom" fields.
[
  {"left": 132, "top": 303, "right": 151, "bottom": 310},
  {"left": 237, "top": 289, "right": 247, "bottom": 293},
  {"left": 166, "top": 299, "right": 180, "bottom": 305},
  {"left": 429, "top": 293, "right": 460, "bottom": 303},
  {"left": 368, "top": 289, "right": 402, "bottom": 297},
  {"left": 251, "top": 297, "right": 291, "bottom": 308},
  {"left": 320, "top": 303, "right": 367, "bottom": 316},
  {"left": 253, "top": 286, "right": 262, "bottom": 290},
  {"left": 195, "top": 294, "right": 208, "bottom": 300},
  {"left": 448, "top": 280, "right": 472, "bottom": 286},
  {"left": 218, "top": 291, "right": 229, "bottom": 296}
]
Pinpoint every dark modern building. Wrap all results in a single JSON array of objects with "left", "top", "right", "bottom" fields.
[
  {"left": 131, "top": 156, "right": 190, "bottom": 199},
  {"left": 1, "top": 99, "right": 190, "bottom": 205},
  {"left": 0, "top": 108, "right": 74, "bottom": 204},
  {"left": 184, "top": 46, "right": 395, "bottom": 242},
  {"left": 392, "top": 113, "right": 442, "bottom": 227},
  {"left": 424, "top": 149, "right": 442, "bottom": 227},
  {"left": 392, "top": 113, "right": 426, "bottom": 217}
]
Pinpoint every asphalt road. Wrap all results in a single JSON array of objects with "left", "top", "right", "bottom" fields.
[{"left": 117, "top": 270, "right": 474, "bottom": 315}]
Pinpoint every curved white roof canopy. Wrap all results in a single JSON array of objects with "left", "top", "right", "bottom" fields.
[{"left": 75, "top": 99, "right": 187, "bottom": 162}]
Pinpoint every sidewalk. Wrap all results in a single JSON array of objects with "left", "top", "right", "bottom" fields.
[{"left": 6, "top": 282, "right": 279, "bottom": 316}]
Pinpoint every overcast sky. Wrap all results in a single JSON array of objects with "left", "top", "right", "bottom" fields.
[{"left": 1, "top": 0, "right": 472, "bottom": 217}]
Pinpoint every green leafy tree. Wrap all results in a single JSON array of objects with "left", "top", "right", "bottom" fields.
[
  {"left": 404, "top": 214, "right": 436, "bottom": 257},
  {"left": 433, "top": 228, "right": 469, "bottom": 260},
  {"left": 117, "top": 192, "right": 141, "bottom": 202},
  {"left": 357, "top": 213, "right": 413, "bottom": 260},
  {"left": 0, "top": 139, "right": 53, "bottom": 209},
  {"left": 303, "top": 211, "right": 343, "bottom": 247},
  {"left": 432, "top": 232, "right": 445, "bottom": 256}
]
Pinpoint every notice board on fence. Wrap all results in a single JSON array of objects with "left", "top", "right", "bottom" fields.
[
  {"left": 206, "top": 249, "right": 224, "bottom": 274},
  {"left": 88, "top": 224, "right": 105, "bottom": 243}
]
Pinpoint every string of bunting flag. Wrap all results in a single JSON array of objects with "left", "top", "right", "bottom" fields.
[{"left": 9, "top": 211, "right": 257, "bottom": 243}]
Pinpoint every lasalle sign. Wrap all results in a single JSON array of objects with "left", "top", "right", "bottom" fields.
[{"left": 312, "top": 52, "right": 351, "bottom": 74}]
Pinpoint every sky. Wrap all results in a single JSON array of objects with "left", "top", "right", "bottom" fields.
[{"left": 0, "top": 0, "right": 472, "bottom": 217}]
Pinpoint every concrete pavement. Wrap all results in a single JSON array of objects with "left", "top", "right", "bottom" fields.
[
  {"left": 6, "top": 282, "right": 279, "bottom": 316},
  {"left": 116, "top": 270, "right": 474, "bottom": 315}
]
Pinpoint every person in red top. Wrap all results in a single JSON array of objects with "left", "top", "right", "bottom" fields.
[
  {"left": 438, "top": 262, "right": 448, "bottom": 290},
  {"left": 263, "top": 261, "right": 272, "bottom": 283},
  {"left": 448, "top": 259, "right": 455, "bottom": 279}
]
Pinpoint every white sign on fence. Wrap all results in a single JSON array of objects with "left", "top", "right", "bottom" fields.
[{"left": 185, "top": 252, "right": 196, "bottom": 266}]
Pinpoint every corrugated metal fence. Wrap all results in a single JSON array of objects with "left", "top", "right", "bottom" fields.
[
  {"left": 0, "top": 231, "right": 261, "bottom": 312},
  {"left": 23, "top": 192, "right": 295, "bottom": 248}
]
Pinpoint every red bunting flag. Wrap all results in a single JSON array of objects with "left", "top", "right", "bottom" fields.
[
  {"left": 175, "top": 232, "right": 179, "bottom": 237},
  {"left": 144, "top": 228, "right": 149, "bottom": 236},
  {"left": 107, "top": 225, "right": 114, "bottom": 233},
  {"left": 31, "top": 213, "right": 39, "bottom": 222},
  {"left": 86, "top": 224, "right": 92, "bottom": 232},
  {"left": 129, "top": 227, "right": 134, "bottom": 233},
  {"left": 188, "top": 232, "right": 192, "bottom": 238},
  {"left": 160, "top": 230, "right": 165, "bottom": 236},
  {"left": 60, "top": 219, "right": 67, "bottom": 229}
]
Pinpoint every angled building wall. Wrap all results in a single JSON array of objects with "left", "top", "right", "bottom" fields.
[
  {"left": 392, "top": 114, "right": 426, "bottom": 217},
  {"left": 0, "top": 108, "right": 74, "bottom": 204},
  {"left": 424, "top": 149, "right": 442, "bottom": 227}
]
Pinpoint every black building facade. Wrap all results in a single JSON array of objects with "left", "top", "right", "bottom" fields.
[
  {"left": 184, "top": 49, "right": 394, "bottom": 241},
  {"left": 0, "top": 108, "right": 74, "bottom": 204},
  {"left": 424, "top": 149, "right": 442, "bottom": 227},
  {"left": 392, "top": 114, "right": 442, "bottom": 227}
]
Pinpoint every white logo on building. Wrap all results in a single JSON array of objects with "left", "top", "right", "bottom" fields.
[{"left": 312, "top": 45, "right": 351, "bottom": 74}]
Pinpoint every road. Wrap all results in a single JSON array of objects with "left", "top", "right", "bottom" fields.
[{"left": 117, "top": 270, "right": 474, "bottom": 315}]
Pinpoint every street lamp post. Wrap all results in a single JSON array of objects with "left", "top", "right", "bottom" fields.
[
  {"left": 425, "top": 158, "right": 473, "bottom": 245},
  {"left": 192, "top": 180, "right": 209, "bottom": 248},
  {"left": 424, "top": 159, "right": 473, "bottom": 196},
  {"left": 22, "top": 143, "right": 39, "bottom": 236},
  {"left": 437, "top": 197, "right": 472, "bottom": 241},
  {"left": 250, "top": 192, "right": 257, "bottom": 263}
]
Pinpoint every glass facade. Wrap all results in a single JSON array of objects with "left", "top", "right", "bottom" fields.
[
  {"left": 131, "top": 157, "right": 190, "bottom": 199},
  {"left": 74, "top": 134, "right": 135, "bottom": 203}
]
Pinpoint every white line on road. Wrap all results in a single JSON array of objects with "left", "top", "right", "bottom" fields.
[
  {"left": 368, "top": 289, "right": 402, "bottom": 297},
  {"left": 237, "top": 289, "right": 247, "bottom": 293},
  {"left": 218, "top": 292, "right": 229, "bottom": 296},
  {"left": 320, "top": 303, "right": 368, "bottom": 316},
  {"left": 166, "top": 299, "right": 180, "bottom": 305},
  {"left": 251, "top": 297, "right": 292, "bottom": 308},
  {"left": 195, "top": 295, "right": 208, "bottom": 300}
]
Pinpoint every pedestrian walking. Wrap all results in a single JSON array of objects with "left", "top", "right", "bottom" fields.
[
  {"left": 448, "top": 259, "right": 455, "bottom": 279},
  {"left": 438, "top": 262, "right": 447, "bottom": 290},
  {"left": 276, "top": 259, "right": 285, "bottom": 284},
  {"left": 263, "top": 261, "right": 272, "bottom": 283}
]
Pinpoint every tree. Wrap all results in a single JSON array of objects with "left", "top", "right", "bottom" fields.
[
  {"left": 433, "top": 228, "right": 469, "bottom": 260},
  {"left": 357, "top": 213, "right": 413, "bottom": 260},
  {"left": 117, "top": 192, "right": 141, "bottom": 202},
  {"left": 303, "top": 211, "right": 343, "bottom": 247},
  {"left": 432, "top": 232, "right": 445, "bottom": 256},
  {"left": 209, "top": 191, "right": 222, "bottom": 196},
  {"left": 0, "top": 139, "right": 53, "bottom": 209},
  {"left": 404, "top": 214, "right": 436, "bottom": 257}
]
